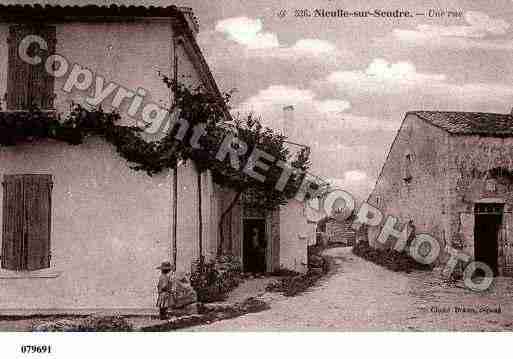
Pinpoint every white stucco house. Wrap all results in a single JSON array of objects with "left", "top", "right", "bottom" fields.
[{"left": 0, "top": 4, "right": 313, "bottom": 312}]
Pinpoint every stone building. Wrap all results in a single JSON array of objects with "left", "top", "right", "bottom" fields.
[
  {"left": 326, "top": 217, "right": 356, "bottom": 246},
  {"left": 367, "top": 111, "right": 513, "bottom": 276},
  {"left": 316, "top": 215, "right": 356, "bottom": 246}
]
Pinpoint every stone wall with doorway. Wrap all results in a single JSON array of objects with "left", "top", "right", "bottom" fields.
[{"left": 447, "top": 135, "right": 513, "bottom": 276}]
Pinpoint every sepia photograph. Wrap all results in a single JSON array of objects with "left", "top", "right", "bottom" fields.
[{"left": 0, "top": 0, "right": 512, "bottom": 356}]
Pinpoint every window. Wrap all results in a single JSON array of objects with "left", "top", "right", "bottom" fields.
[
  {"left": 7, "top": 25, "right": 56, "bottom": 111},
  {"left": 403, "top": 151, "right": 414, "bottom": 183},
  {"left": 1, "top": 174, "right": 52, "bottom": 271}
]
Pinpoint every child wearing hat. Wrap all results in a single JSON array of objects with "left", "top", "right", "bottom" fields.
[{"left": 156, "top": 261, "right": 175, "bottom": 320}]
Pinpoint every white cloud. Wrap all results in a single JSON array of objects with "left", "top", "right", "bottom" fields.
[
  {"left": 326, "top": 58, "right": 513, "bottom": 106},
  {"left": 315, "top": 99, "right": 351, "bottom": 115},
  {"left": 249, "top": 38, "right": 342, "bottom": 61},
  {"left": 327, "top": 58, "right": 446, "bottom": 94},
  {"left": 337, "top": 114, "right": 400, "bottom": 132},
  {"left": 328, "top": 171, "right": 375, "bottom": 200},
  {"left": 214, "top": 17, "right": 345, "bottom": 61},
  {"left": 394, "top": 31, "right": 513, "bottom": 51},
  {"left": 393, "top": 11, "right": 511, "bottom": 50},
  {"left": 365, "top": 58, "right": 446, "bottom": 82},
  {"left": 238, "top": 85, "right": 315, "bottom": 111},
  {"left": 215, "top": 17, "right": 279, "bottom": 49},
  {"left": 290, "top": 39, "right": 337, "bottom": 55},
  {"left": 344, "top": 170, "right": 367, "bottom": 182},
  {"left": 464, "top": 11, "right": 510, "bottom": 35},
  {"left": 235, "top": 84, "right": 402, "bottom": 144},
  {"left": 237, "top": 85, "right": 350, "bottom": 119},
  {"left": 234, "top": 85, "right": 356, "bottom": 144}
]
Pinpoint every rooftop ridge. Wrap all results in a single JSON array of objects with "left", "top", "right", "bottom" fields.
[
  {"left": 0, "top": 4, "right": 184, "bottom": 20},
  {"left": 0, "top": 3, "right": 201, "bottom": 34},
  {"left": 407, "top": 110, "right": 513, "bottom": 136},
  {"left": 408, "top": 110, "right": 512, "bottom": 116}
]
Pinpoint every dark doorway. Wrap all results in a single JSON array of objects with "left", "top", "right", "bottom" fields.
[
  {"left": 474, "top": 203, "right": 503, "bottom": 275},
  {"left": 243, "top": 219, "right": 267, "bottom": 273}
]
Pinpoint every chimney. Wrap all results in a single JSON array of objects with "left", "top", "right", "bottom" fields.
[
  {"left": 283, "top": 105, "right": 295, "bottom": 138},
  {"left": 179, "top": 7, "right": 200, "bottom": 36}
]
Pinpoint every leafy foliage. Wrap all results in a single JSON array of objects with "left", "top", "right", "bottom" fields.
[
  {"left": 352, "top": 240, "right": 432, "bottom": 273},
  {"left": 32, "top": 315, "right": 133, "bottom": 332},
  {"left": 266, "top": 243, "right": 332, "bottom": 297},
  {"left": 159, "top": 76, "right": 312, "bottom": 210},
  {"left": 189, "top": 255, "right": 242, "bottom": 303},
  {"left": 0, "top": 78, "right": 311, "bottom": 222}
]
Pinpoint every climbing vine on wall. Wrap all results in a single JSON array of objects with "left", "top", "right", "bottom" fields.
[{"left": 0, "top": 78, "right": 311, "bottom": 212}]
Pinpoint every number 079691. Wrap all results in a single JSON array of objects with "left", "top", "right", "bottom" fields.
[{"left": 20, "top": 345, "right": 52, "bottom": 354}]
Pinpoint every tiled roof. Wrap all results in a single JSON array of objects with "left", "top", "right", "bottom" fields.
[
  {"left": 0, "top": 4, "right": 196, "bottom": 26},
  {"left": 409, "top": 111, "right": 513, "bottom": 136}
]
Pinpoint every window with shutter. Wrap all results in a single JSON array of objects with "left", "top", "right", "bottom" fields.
[
  {"left": 1, "top": 174, "right": 52, "bottom": 271},
  {"left": 7, "top": 25, "right": 56, "bottom": 111},
  {"left": 1, "top": 175, "right": 24, "bottom": 270}
]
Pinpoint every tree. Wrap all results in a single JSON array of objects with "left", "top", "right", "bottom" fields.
[
  {"left": 205, "top": 116, "right": 311, "bottom": 255},
  {"left": 159, "top": 76, "right": 311, "bottom": 256}
]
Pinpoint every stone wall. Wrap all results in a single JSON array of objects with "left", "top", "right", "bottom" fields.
[
  {"left": 446, "top": 135, "right": 513, "bottom": 275},
  {"left": 368, "top": 114, "right": 513, "bottom": 275},
  {"left": 367, "top": 113, "right": 452, "bottom": 266},
  {"left": 326, "top": 218, "right": 356, "bottom": 246}
]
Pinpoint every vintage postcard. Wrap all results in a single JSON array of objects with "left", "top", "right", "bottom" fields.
[{"left": 0, "top": 0, "right": 512, "bottom": 356}]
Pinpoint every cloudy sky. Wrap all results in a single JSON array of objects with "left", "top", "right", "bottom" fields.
[
  {"left": 185, "top": 0, "right": 513, "bottom": 199},
  {"left": 12, "top": 0, "right": 513, "bottom": 199}
]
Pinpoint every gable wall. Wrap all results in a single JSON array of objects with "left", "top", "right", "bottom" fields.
[{"left": 366, "top": 114, "right": 451, "bottom": 264}]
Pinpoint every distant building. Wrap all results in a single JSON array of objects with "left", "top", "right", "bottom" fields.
[
  {"left": 366, "top": 111, "right": 513, "bottom": 276},
  {"left": 326, "top": 217, "right": 356, "bottom": 246},
  {"left": 316, "top": 213, "right": 356, "bottom": 246}
]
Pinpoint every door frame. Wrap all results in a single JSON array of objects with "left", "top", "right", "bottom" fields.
[
  {"left": 473, "top": 201, "right": 504, "bottom": 276},
  {"left": 242, "top": 216, "right": 271, "bottom": 273}
]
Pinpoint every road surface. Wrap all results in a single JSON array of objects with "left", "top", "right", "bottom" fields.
[{"left": 191, "top": 247, "right": 513, "bottom": 331}]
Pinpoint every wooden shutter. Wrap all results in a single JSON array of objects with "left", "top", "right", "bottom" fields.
[
  {"left": 2, "top": 175, "right": 24, "bottom": 270},
  {"left": 7, "top": 25, "right": 56, "bottom": 110},
  {"left": 7, "top": 26, "right": 31, "bottom": 110},
  {"left": 33, "top": 26, "right": 56, "bottom": 110},
  {"left": 1, "top": 174, "right": 52, "bottom": 271},
  {"left": 23, "top": 175, "right": 52, "bottom": 271}
]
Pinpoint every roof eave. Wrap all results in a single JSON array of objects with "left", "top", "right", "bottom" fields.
[{"left": 0, "top": 5, "right": 182, "bottom": 22}]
